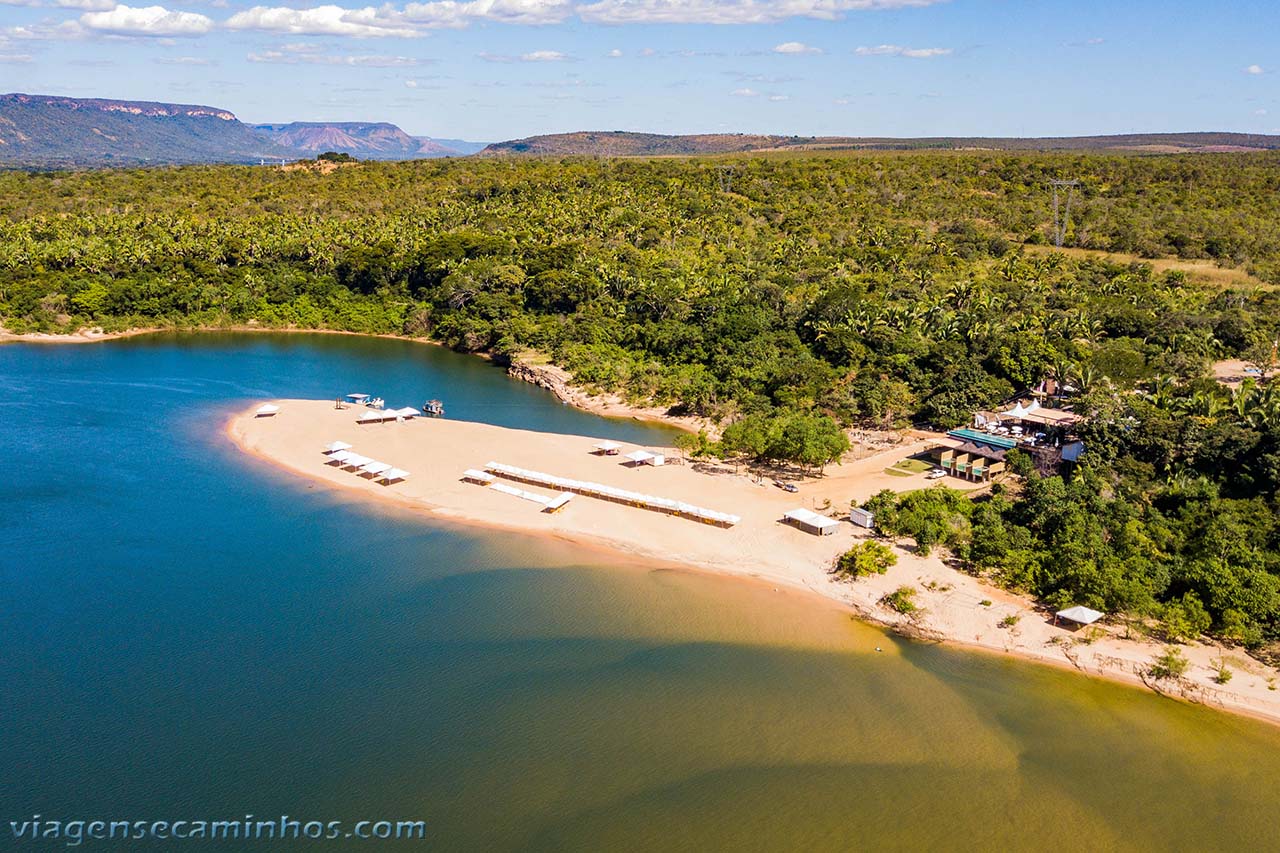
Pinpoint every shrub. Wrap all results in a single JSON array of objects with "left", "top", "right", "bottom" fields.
[
  {"left": 836, "top": 541, "right": 898, "bottom": 578},
  {"left": 882, "top": 586, "right": 919, "bottom": 615},
  {"left": 1148, "top": 647, "right": 1190, "bottom": 681}
]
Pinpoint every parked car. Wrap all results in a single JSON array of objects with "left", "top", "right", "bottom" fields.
[
  {"left": 773, "top": 480, "right": 800, "bottom": 493},
  {"left": 926, "top": 468, "right": 947, "bottom": 480}
]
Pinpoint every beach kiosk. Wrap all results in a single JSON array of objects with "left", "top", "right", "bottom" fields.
[
  {"left": 254, "top": 403, "right": 280, "bottom": 418},
  {"left": 783, "top": 508, "right": 841, "bottom": 536},
  {"left": 849, "top": 507, "right": 875, "bottom": 529}
]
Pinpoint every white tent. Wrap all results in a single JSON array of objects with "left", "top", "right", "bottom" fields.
[
  {"left": 624, "top": 450, "right": 663, "bottom": 466},
  {"left": 358, "top": 411, "right": 384, "bottom": 424},
  {"left": 345, "top": 393, "right": 369, "bottom": 401},
  {"left": 380, "top": 468, "right": 409, "bottom": 484},
  {"left": 255, "top": 404, "right": 280, "bottom": 417},
  {"left": 783, "top": 508, "right": 841, "bottom": 536},
  {"left": 360, "top": 461, "right": 392, "bottom": 476},
  {"left": 392, "top": 407, "right": 420, "bottom": 419},
  {"left": 341, "top": 454, "right": 373, "bottom": 469},
  {"left": 462, "top": 468, "right": 495, "bottom": 484},
  {"left": 594, "top": 441, "right": 622, "bottom": 455},
  {"left": 1055, "top": 605, "right": 1104, "bottom": 626},
  {"left": 327, "top": 450, "right": 355, "bottom": 464},
  {"left": 323, "top": 440, "right": 353, "bottom": 454}
]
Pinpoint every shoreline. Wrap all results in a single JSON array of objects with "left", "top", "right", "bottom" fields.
[
  {"left": 0, "top": 324, "right": 697, "bottom": 430},
  {"left": 229, "top": 399, "right": 1280, "bottom": 728}
]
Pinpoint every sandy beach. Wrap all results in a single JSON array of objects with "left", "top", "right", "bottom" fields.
[{"left": 231, "top": 398, "right": 1280, "bottom": 726}]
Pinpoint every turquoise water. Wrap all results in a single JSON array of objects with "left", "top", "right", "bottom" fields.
[{"left": 7, "top": 332, "right": 1280, "bottom": 852}]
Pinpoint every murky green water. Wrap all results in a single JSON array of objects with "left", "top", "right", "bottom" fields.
[{"left": 5, "top": 333, "right": 1280, "bottom": 851}]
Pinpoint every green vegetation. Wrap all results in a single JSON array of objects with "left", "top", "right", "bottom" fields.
[
  {"left": 883, "top": 586, "right": 920, "bottom": 615},
  {"left": 4, "top": 150, "right": 1280, "bottom": 648},
  {"left": 998, "top": 614, "right": 1021, "bottom": 629},
  {"left": 1148, "top": 647, "right": 1191, "bottom": 681},
  {"left": 891, "top": 458, "right": 935, "bottom": 474},
  {"left": 835, "top": 541, "right": 898, "bottom": 578}
]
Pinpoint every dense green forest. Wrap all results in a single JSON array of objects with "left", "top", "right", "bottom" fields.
[{"left": 4, "top": 150, "right": 1280, "bottom": 648}]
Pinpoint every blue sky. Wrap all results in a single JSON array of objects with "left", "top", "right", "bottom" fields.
[{"left": 0, "top": 0, "right": 1276, "bottom": 141}]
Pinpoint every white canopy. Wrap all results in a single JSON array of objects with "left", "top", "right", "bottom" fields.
[
  {"left": 358, "top": 411, "right": 384, "bottom": 423},
  {"left": 783, "top": 508, "right": 840, "bottom": 530},
  {"left": 255, "top": 404, "right": 280, "bottom": 416},
  {"left": 328, "top": 450, "right": 354, "bottom": 463},
  {"left": 462, "top": 468, "right": 495, "bottom": 483},
  {"left": 381, "top": 468, "right": 409, "bottom": 482},
  {"left": 346, "top": 393, "right": 369, "bottom": 400},
  {"left": 1056, "top": 606, "right": 1104, "bottom": 626},
  {"left": 545, "top": 492, "right": 573, "bottom": 510},
  {"left": 323, "top": 440, "right": 353, "bottom": 453},
  {"left": 624, "top": 450, "right": 655, "bottom": 463},
  {"left": 594, "top": 441, "right": 622, "bottom": 452},
  {"left": 481, "top": 460, "right": 740, "bottom": 526},
  {"left": 342, "top": 454, "right": 373, "bottom": 468},
  {"left": 360, "top": 461, "right": 392, "bottom": 475},
  {"left": 392, "top": 407, "right": 420, "bottom": 418}
]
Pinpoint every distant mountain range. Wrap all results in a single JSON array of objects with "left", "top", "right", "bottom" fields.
[
  {"left": 2, "top": 93, "right": 1277, "bottom": 169},
  {"left": 480, "top": 130, "right": 1280, "bottom": 157},
  {"left": 251, "top": 122, "right": 488, "bottom": 159},
  {"left": 0, "top": 94, "right": 484, "bottom": 168}
]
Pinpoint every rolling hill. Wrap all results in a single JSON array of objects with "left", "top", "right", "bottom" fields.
[
  {"left": 250, "top": 122, "right": 483, "bottom": 159},
  {"left": 479, "top": 130, "right": 1280, "bottom": 157},
  {"left": 0, "top": 93, "right": 296, "bottom": 168}
]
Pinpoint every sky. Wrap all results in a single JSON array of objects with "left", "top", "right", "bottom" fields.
[{"left": 0, "top": 0, "right": 1276, "bottom": 141}]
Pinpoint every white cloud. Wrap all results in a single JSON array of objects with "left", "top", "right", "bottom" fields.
[
  {"left": 0, "top": 52, "right": 34, "bottom": 62},
  {"left": 855, "top": 44, "right": 950, "bottom": 58},
  {"left": 606, "top": 47, "right": 622, "bottom": 57},
  {"left": 1246, "top": 64, "right": 1264, "bottom": 75},
  {"left": 773, "top": 41, "right": 821, "bottom": 55},
  {"left": 56, "top": 0, "right": 117, "bottom": 10},
  {"left": 577, "top": 0, "right": 944, "bottom": 25},
  {"left": 80, "top": 5, "right": 214, "bottom": 36},
  {"left": 521, "top": 49, "right": 566, "bottom": 61},
  {"left": 155, "top": 55, "right": 213, "bottom": 64},
  {"left": 1255, "top": 108, "right": 1269, "bottom": 116},
  {"left": 767, "top": 93, "right": 788, "bottom": 100},
  {"left": 401, "top": 0, "right": 571, "bottom": 27},
  {"left": 730, "top": 87, "right": 757, "bottom": 96},
  {"left": 248, "top": 49, "right": 421, "bottom": 66},
  {"left": 404, "top": 78, "right": 417, "bottom": 87},
  {"left": 225, "top": 6, "right": 419, "bottom": 38}
]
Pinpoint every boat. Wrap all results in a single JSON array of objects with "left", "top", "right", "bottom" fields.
[{"left": 423, "top": 399, "right": 445, "bottom": 417}]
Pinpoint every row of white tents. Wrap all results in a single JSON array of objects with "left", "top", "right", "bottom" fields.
[
  {"left": 357, "top": 407, "right": 420, "bottom": 425},
  {"left": 482, "top": 461, "right": 740, "bottom": 527},
  {"left": 322, "top": 440, "right": 409, "bottom": 484}
]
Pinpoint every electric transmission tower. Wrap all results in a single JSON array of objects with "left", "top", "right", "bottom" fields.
[{"left": 1049, "top": 179, "right": 1079, "bottom": 248}]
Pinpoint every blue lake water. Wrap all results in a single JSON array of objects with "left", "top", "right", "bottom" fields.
[{"left": 6, "top": 332, "right": 1280, "bottom": 852}]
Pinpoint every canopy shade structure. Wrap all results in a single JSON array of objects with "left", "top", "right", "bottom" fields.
[
  {"left": 783, "top": 508, "right": 841, "bottom": 536},
  {"left": 341, "top": 454, "right": 373, "bottom": 468},
  {"left": 345, "top": 393, "right": 369, "bottom": 401},
  {"left": 623, "top": 450, "right": 665, "bottom": 466},
  {"left": 391, "top": 407, "right": 420, "bottom": 419},
  {"left": 358, "top": 411, "right": 384, "bottom": 423},
  {"left": 327, "top": 450, "right": 355, "bottom": 464},
  {"left": 360, "top": 461, "right": 392, "bottom": 476},
  {"left": 482, "top": 461, "right": 740, "bottom": 527},
  {"left": 461, "top": 469, "right": 495, "bottom": 485},
  {"left": 323, "top": 440, "right": 353, "bottom": 454},
  {"left": 593, "top": 441, "right": 623, "bottom": 455},
  {"left": 1055, "top": 606, "right": 1104, "bottom": 626},
  {"left": 380, "top": 468, "right": 409, "bottom": 484},
  {"left": 255, "top": 404, "right": 280, "bottom": 417},
  {"left": 544, "top": 493, "right": 574, "bottom": 513}
]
